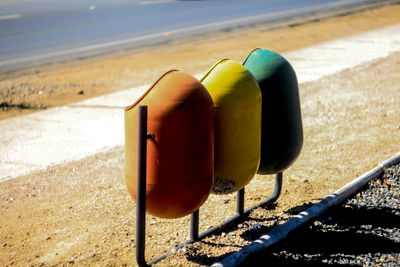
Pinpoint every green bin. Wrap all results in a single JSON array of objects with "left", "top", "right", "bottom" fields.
[{"left": 243, "top": 48, "right": 303, "bottom": 174}]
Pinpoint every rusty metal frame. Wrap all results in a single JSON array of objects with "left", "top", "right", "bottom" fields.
[{"left": 135, "top": 105, "right": 283, "bottom": 266}]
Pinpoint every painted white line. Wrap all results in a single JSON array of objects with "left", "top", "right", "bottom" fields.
[
  {"left": 0, "top": 13, "right": 22, "bottom": 20},
  {"left": 1, "top": 24, "right": 400, "bottom": 183},
  {"left": 137, "top": 0, "right": 177, "bottom": 6}
]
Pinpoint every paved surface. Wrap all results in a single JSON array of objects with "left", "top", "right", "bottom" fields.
[
  {"left": 1, "top": 23, "right": 400, "bottom": 183},
  {"left": 0, "top": 0, "right": 391, "bottom": 72}
]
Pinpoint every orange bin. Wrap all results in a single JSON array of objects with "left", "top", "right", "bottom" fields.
[{"left": 125, "top": 70, "right": 214, "bottom": 219}]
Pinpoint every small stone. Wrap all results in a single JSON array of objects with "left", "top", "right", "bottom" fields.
[
  {"left": 80, "top": 253, "right": 96, "bottom": 260},
  {"left": 2, "top": 243, "right": 6, "bottom": 247},
  {"left": 212, "top": 178, "right": 235, "bottom": 194},
  {"left": 77, "top": 90, "right": 84, "bottom": 95},
  {"left": 227, "top": 232, "right": 236, "bottom": 237}
]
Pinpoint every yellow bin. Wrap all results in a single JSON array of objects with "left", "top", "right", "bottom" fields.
[{"left": 200, "top": 59, "right": 261, "bottom": 194}]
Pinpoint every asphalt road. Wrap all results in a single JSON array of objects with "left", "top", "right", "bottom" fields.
[{"left": 0, "top": 0, "right": 393, "bottom": 73}]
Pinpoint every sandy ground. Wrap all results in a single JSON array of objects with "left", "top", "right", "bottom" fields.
[
  {"left": 1, "top": 3, "right": 400, "bottom": 120},
  {"left": 1, "top": 4, "right": 400, "bottom": 267}
]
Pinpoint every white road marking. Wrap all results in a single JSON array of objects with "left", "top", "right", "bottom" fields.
[
  {"left": 0, "top": 13, "right": 22, "bottom": 20},
  {"left": 137, "top": 0, "right": 177, "bottom": 6}
]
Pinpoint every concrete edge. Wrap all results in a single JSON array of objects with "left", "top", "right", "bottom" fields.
[{"left": 211, "top": 152, "right": 400, "bottom": 267}]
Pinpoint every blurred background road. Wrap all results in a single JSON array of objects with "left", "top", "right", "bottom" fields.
[{"left": 0, "top": 0, "right": 394, "bottom": 73}]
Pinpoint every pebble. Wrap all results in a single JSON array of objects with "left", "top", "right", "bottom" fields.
[
  {"left": 251, "top": 223, "right": 261, "bottom": 230},
  {"left": 80, "top": 253, "right": 96, "bottom": 260},
  {"left": 212, "top": 178, "right": 235, "bottom": 194},
  {"left": 239, "top": 163, "right": 400, "bottom": 266}
]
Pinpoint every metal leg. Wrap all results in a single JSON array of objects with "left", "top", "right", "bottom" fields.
[
  {"left": 136, "top": 105, "right": 149, "bottom": 267},
  {"left": 256, "top": 172, "right": 283, "bottom": 207},
  {"left": 133, "top": 105, "right": 284, "bottom": 266},
  {"left": 237, "top": 188, "right": 245, "bottom": 215},
  {"left": 138, "top": 172, "right": 284, "bottom": 266},
  {"left": 190, "top": 210, "right": 199, "bottom": 241},
  {"left": 196, "top": 172, "right": 283, "bottom": 240}
]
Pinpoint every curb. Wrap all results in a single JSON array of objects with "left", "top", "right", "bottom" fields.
[
  {"left": 2, "top": 24, "right": 400, "bottom": 183},
  {"left": 211, "top": 152, "right": 400, "bottom": 267}
]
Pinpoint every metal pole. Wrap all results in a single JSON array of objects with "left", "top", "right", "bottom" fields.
[
  {"left": 190, "top": 210, "right": 199, "bottom": 241},
  {"left": 256, "top": 172, "right": 283, "bottom": 207},
  {"left": 198, "top": 172, "right": 283, "bottom": 240},
  {"left": 237, "top": 188, "right": 245, "bottom": 215},
  {"left": 136, "top": 105, "right": 149, "bottom": 267},
  {"left": 145, "top": 172, "right": 284, "bottom": 265}
]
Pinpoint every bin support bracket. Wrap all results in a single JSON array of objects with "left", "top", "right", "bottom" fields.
[
  {"left": 189, "top": 172, "right": 283, "bottom": 243},
  {"left": 135, "top": 105, "right": 283, "bottom": 266}
]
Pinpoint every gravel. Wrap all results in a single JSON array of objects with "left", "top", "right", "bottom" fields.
[
  {"left": 239, "top": 163, "right": 400, "bottom": 266},
  {"left": 212, "top": 178, "right": 236, "bottom": 194}
]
